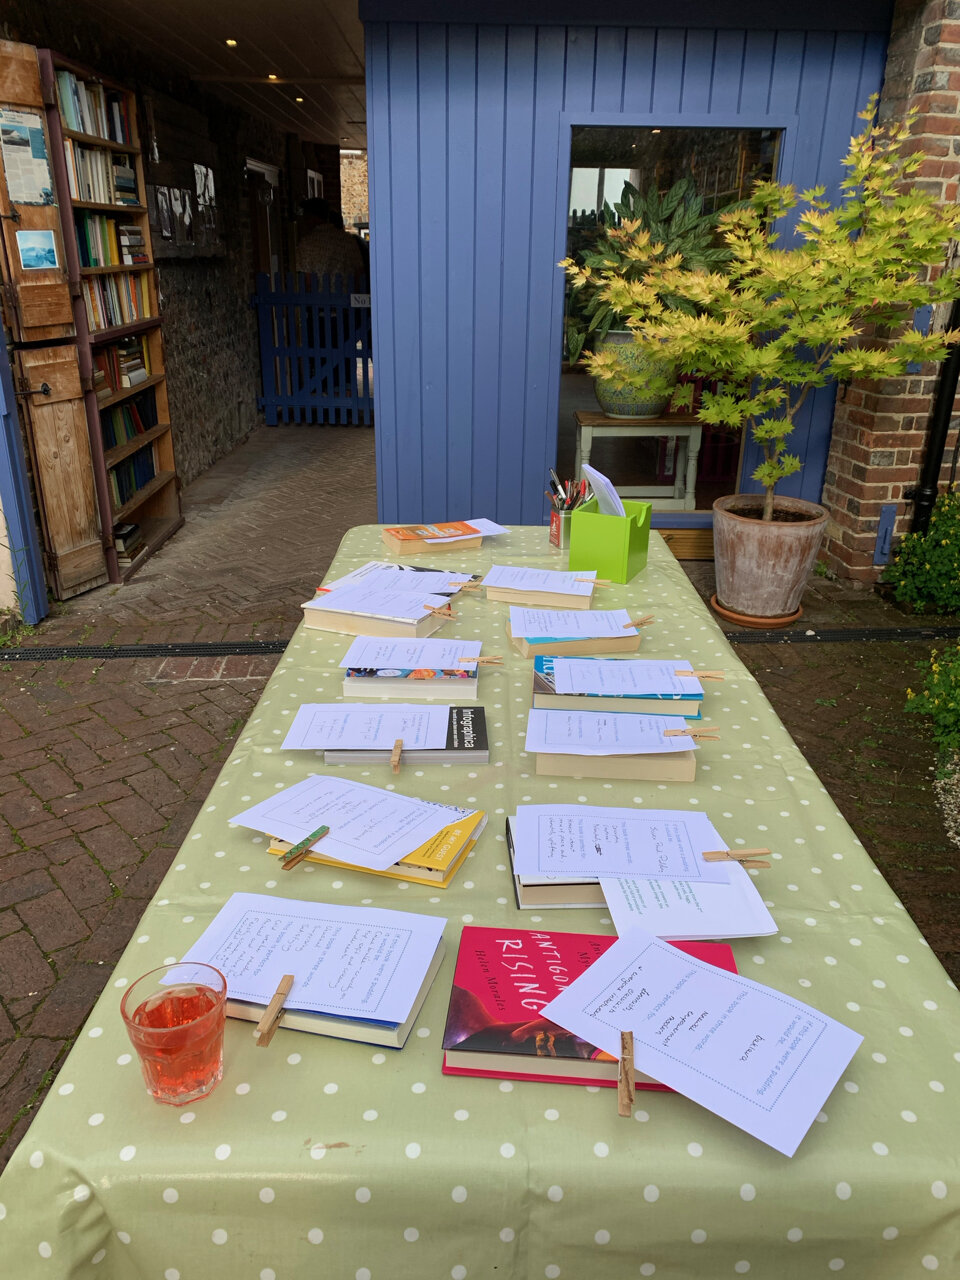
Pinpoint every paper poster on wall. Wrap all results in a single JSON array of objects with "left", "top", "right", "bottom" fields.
[
  {"left": 194, "top": 163, "right": 215, "bottom": 208},
  {"left": 155, "top": 185, "right": 173, "bottom": 239},
  {"left": 0, "top": 109, "right": 54, "bottom": 205},
  {"left": 16, "top": 229, "right": 58, "bottom": 271}
]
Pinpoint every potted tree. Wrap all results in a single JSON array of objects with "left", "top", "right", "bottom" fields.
[
  {"left": 562, "top": 178, "right": 730, "bottom": 418},
  {"left": 569, "top": 101, "right": 960, "bottom": 624}
]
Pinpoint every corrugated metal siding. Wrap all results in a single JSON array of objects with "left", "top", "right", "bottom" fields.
[{"left": 367, "top": 23, "right": 889, "bottom": 523}]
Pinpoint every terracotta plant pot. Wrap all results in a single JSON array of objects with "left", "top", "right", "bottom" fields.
[
  {"left": 593, "top": 330, "right": 675, "bottom": 419},
  {"left": 712, "top": 494, "right": 828, "bottom": 624}
]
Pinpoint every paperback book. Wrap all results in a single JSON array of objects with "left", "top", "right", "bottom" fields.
[
  {"left": 532, "top": 655, "right": 703, "bottom": 718},
  {"left": 322, "top": 706, "right": 489, "bottom": 765},
  {"left": 441, "top": 925, "right": 736, "bottom": 1086}
]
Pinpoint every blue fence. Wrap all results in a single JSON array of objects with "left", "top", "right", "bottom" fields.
[{"left": 252, "top": 273, "right": 373, "bottom": 425}]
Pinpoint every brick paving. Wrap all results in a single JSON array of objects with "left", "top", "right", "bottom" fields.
[{"left": 0, "top": 422, "right": 955, "bottom": 1170}]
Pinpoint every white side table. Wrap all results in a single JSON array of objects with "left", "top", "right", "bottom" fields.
[{"left": 573, "top": 411, "right": 703, "bottom": 511}]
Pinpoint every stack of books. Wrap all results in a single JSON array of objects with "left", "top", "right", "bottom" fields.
[{"left": 113, "top": 522, "right": 143, "bottom": 565}]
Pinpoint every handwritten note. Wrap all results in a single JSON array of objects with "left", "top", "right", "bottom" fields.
[
  {"left": 542, "top": 927, "right": 862, "bottom": 1156},
  {"left": 599, "top": 872, "right": 778, "bottom": 941},
  {"left": 509, "top": 607, "right": 637, "bottom": 638},
  {"left": 181, "top": 893, "right": 445, "bottom": 1023},
  {"left": 525, "top": 709, "right": 695, "bottom": 755},
  {"left": 303, "top": 584, "right": 451, "bottom": 623},
  {"left": 483, "top": 565, "right": 596, "bottom": 597},
  {"left": 339, "top": 638, "right": 483, "bottom": 670},
  {"left": 229, "top": 775, "right": 472, "bottom": 872},
  {"left": 320, "top": 560, "right": 472, "bottom": 596},
  {"left": 281, "top": 704, "right": 450, "bottom": 751},
  {"left": 551, "top": 658, "right": 703, "bottom": 698},
  {"left": 510, "top": 806, "right": 730, "bottom": 884}
]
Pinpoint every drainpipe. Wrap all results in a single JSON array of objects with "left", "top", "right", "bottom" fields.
[{"left": 908, "top": 296, "right": 960, "bottom": 533}]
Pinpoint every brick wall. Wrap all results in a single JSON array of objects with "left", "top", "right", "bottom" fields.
[
  {"left": 821, "top": 0, "right": 960, "bottom": 580},
  {"left": 1, "top": 3, "right": 289, "bottom": 485}
]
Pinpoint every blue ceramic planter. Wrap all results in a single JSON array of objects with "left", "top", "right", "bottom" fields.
[{"left": 593, "top": 330, "right": 674, "bottom": 419}]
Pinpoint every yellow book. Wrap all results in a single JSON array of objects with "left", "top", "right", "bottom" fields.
[
  {"left": 107, "top": 218, "right": 120, "bottom": 265},
  {"left": 267, "top": 810, "right": 487, "bottom": 888}
]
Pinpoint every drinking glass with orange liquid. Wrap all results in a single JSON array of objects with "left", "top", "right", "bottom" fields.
[{"left": 121, "top": 962, "right": 227, "bottom": 1105}]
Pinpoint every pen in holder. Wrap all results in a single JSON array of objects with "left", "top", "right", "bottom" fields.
[{"left": 568, "top": 496, "right": 652, "bottom": 584}]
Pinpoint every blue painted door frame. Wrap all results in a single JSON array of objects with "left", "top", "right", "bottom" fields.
[{"left": 0, "top": 341, "right": 48, "bottom": 625}]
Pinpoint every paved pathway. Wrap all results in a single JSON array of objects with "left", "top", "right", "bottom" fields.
[{"left": 0, "top": 423, "right": 953, "bottom": 1168}]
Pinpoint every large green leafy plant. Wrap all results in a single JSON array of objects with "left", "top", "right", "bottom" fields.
[
  {"left": 561, "top": 177, "right": 730, "bottom": 363},
  {"left": 569, "top": 101, "right": 960, "bottom": 520},
  {"left": 883, "top": 489, "right": 960, "bottom": 614}
]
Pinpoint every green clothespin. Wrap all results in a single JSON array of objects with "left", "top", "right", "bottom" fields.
[{"left": 281, "top": 824, "right": 330, "bottom": 871}]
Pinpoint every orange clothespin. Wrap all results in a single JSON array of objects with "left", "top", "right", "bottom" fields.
[
  {"left": 425, "top": 605, "right": 457, "bottom": 619},
  {"left": 255, "top": 974, "right": 294, "bottom": 1047}
]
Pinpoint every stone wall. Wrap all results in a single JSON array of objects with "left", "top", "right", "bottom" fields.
[
  {"left": 821, "top": 0, "right": 960, "bottom": 580},
  {"left": 1, "top": 2, "right": 290, "bottom": 484},
  {"left": 340, "top": 151, "right": 369, "bottom": 230}
]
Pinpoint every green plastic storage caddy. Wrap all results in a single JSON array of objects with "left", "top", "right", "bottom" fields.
[{"left": 568, "top": 496, "right": 652, "bottom": 584}]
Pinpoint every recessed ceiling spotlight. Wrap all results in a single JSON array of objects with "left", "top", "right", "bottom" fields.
[
  {"left": 296, "top": 96, "right": 304, "bottom": 103},
  {"left": 268, "top": 73, "right": 278, "bottom": 80},
  {"left": 651, "top": 128, "right": 661, "bottom": 134},
  {"left": 225, "top": 38, "right": 238, "bottom": 47}
]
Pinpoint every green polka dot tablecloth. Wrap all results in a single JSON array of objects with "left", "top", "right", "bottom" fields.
[{"left": 1, "top": 526, "right": 958, "bottom": 1280}]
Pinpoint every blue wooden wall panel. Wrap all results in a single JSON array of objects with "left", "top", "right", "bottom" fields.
[{"left": 366, "top": 20, "right": 890, "bottom": 523}]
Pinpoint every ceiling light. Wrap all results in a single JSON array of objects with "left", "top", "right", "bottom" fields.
[
  {"left": 268, "top": 74, "right": 278, "bottom": 81},
  {"left": 295, "top": 96, "right": 304, "bottom": 103},
  {"left": 225, "top": 38, "right": 238, "bottom": 47},
  {"left": 651, "top": 128, "right": 661, "bottom": 134}
]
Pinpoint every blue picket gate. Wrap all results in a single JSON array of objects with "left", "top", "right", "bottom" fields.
[{"left": 252, "top": 272, "right": 373, "bottom": 425}]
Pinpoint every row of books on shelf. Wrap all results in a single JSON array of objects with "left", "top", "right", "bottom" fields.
[
  {"left": 93, "top": 336, "right": 151, "bottom": 400},
  {"left": 55, "top": 69, "right": 133, "bottom": 144},
  {"left": 75, "top": 213, "right": 147, "bottom": 269},
  {"left": 82, "top": 272, "right": 149, "bottom": 332},
  {"left": 100, "top": 388, "right": 159, "bottom": 450},
  {"left": 108, "top": 442, "right": 157, "bottom": 508},
  {"left": 63, "top": 140, "right": 138, "bottom": 206}
]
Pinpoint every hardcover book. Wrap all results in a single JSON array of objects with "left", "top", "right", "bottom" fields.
[{"left": 441, "top": 925, "right": 736, "bottom": 1086}]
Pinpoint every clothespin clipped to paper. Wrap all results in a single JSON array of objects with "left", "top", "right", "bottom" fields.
[
  {"left": 618, "top": 1031, "right": 635, "bottom": 1118},
  {"left": 255, "top": 973, "right": 294, "bottom": 1047},
  {"left": 425, "top": 604, "right": 457, "bottom": 619},
  {"left": 457, "top": 581, "right": 483, "bottom": 591},
  {"left": 575, "top": 578, "right": 611, "bottom": 587},
  {"left": 624, "top": 615, "right": 656, "bottom": 629},
  {"left": 664, "top": 726, "right": 720, "bottom": 741},
  {"left": 281, "top": 824, "right": 330, "bottom": 872},
  {"left": 391, "top": 738, "right": 403, "bottom": 774},
  {"left": 702, "top": 848, "right": 772, "bottom": 870},
  {"left": 675, "top": 669, "right": 725, "bottom": 681},
  {"left": 455, "top": 656, "right": 503, "bottom": 667}
]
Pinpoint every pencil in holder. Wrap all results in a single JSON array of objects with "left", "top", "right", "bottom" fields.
[{"left": 568, "top": 496, "right": 652, "bottom": 584}]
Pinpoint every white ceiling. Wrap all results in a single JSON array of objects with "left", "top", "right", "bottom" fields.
[{"left": 80, "top": 0, "right": 367, "bottom": 148}]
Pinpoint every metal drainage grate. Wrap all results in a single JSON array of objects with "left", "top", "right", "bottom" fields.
[
  {"left": 0, "top": 640, "right": 290, "bottom": 662},
  {"left": 728, "top": 625, "right": 960, "bottom": 645}
]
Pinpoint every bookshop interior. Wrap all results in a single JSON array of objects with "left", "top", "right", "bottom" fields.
[{"left": 0, "top": 4, "right": 959, "bottom": 1280}]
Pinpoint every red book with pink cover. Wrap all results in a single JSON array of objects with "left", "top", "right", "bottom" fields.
[{"left": 442, "top": 926, "right": 737, "bottom": 1088}]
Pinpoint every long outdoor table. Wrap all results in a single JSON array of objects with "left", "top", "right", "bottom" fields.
[{"left": 1, "top": 525, "right": 958, "bottom": 1279}]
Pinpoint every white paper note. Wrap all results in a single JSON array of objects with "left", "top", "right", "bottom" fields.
[
  {"left": 320, "top": 560, "right": 472, "bottom": 595},
  {"left": 229, "top": 775, "right": 471, "bottom": 871},
  {"left": 542, "top": 926, "right": 862, "bottom": 1156},
  {"left": 281, "top": 704, "right": 451, "bottom": 751},
  {"left": 525, "top": 709, "right": 695, "bottom": 755},
  {"left": 582, "top": 463, "right": 625, "bottom": 517},
  {"left": 552, "top": 658, "right": 703, "bottom": 698},
  {"left": 429, "top": 517, "right": 509, "bottom": 542},
  {"left": 302, "top": 584, "right": 451, "bottom": 623},
  {"left": 483, "top": 565, "right": 596, "bottom": 597},
  {"left": 511, "top": 806, "right": 730, "bottom": 884},
  {"left": 339, "top": 637, "right": 483, "bottom": 670},
  {"left": 599, "top": 871, "right": 778, "bottom": 941},
  {"left": 181, "top": 893, "right": 446, "bottom": 1023},
  {"left": 509, "top": 607, "right": 637, "bottom": 638}
]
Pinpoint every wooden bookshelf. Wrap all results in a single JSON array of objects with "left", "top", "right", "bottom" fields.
[{"left": 39, "top": 49, "right": 183, "bottom": 583}]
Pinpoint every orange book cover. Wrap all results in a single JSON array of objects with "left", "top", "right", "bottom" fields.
[{"left": 385, "top": 521, "right": 479, "bottom": 541}]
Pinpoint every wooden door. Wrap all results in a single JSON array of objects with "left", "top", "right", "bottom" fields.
[
  {"left": 0, "top": 40, "right": 73, "bottom": 342},
  {"left": 15, "top": 344, "right": 107, "bottom": 597}
]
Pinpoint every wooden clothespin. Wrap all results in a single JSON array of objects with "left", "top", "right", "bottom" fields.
[
  {"left": 675, "top": 669, "right": 725, "bottom": 681},
  {"left": 390, "top": 738, "right": 403, "bottom": 773},
  {"left": 425, "top": 604, "right": 457, "bottom": 619},
  {"left": 624, "top": 615, "right": 656, "bottom": 629},
  {"left": 457, "top": 581, "right": 483, "bottom": 591},
  {"left": 664, "top": 726, "right": 720, "bottom": 741},
  {"left": 702, "top": 848, "right": 772, "bottom": 870},
  {"left": 281, "top": 824, "right": 330, "bottom": 871},
  {"left": 618, "top": 1031, "right": 635, "bottom": 1118},
  {"left": 575, "top": 578, "right": 611, "bottom": 587},
  {"left": 255, "top": 974, "right": 294, "bottom": 1047},
  {"left": 455, "top": 656, "right": 503, "bottom": 666}
]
